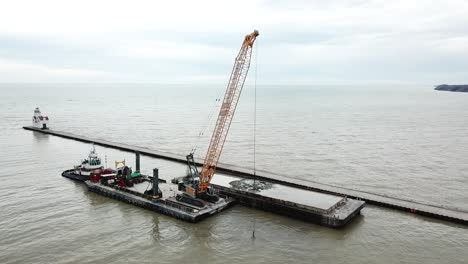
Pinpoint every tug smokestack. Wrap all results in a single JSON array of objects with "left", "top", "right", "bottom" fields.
[
  {"left": 153, "top": 168, "right": 159, "bottom": 197},
  {"left": 135, "top": 152, "right": 140, "bottom": 172}
]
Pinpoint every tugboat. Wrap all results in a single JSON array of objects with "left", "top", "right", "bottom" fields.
[{"left": 62, "top": 145, "right": 107, "bottom": 182}]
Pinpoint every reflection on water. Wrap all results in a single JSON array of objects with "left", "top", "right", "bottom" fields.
[
  {"left": 150, "top": 215, "right": 161, "bottom": 241},
  {"left": 32, "top": 131, "right": 49, "bottom": 142}
]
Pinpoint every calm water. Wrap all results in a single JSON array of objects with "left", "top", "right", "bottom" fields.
[{"left": 0, "top": 83, "right": 467, "bottom": 263}]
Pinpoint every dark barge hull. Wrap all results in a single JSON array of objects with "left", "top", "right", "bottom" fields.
[
  {"left": 85, "top": 181, "right": 235, "bottom": 223},
  {"left": 61, "top": 169, "right": 89, "bottom": 182},
  {"left": 212, "top": 184, "right": 365, "bottom": 228}
]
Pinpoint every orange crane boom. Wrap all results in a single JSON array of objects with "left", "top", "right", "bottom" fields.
[{"left": 197, "top": 30, "right": 259, "bottom": 193}]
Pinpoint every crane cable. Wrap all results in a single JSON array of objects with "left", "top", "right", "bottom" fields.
[
  {"left": 190, "top": 90, "right": 223, "bottom": 155},
  {"left": 252, "top": 39, "right": 258, "bottom": 239}
]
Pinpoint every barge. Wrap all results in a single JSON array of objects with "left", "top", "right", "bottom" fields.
[
  {"left": 61, "top": 147, "right": 236, "bottom": 223},
  {"left": 211, "top": 177, "right": 365, "bottom": 227},
  {"left": 62, "top": 148, "right": 363, "bottom": 226},
  {"left": 85, "top": 168, "right": 235, "bottom": 223},
  {"left": 85, "top": 164, "right": 364, "bottom": 226}
]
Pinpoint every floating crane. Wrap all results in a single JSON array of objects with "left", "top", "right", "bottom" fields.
[{"left": 181, "top": 30, "right": 259, "bottom": 199}]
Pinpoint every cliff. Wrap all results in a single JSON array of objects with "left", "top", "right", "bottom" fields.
[{"left": 435, "top": 84, "right": 468, "bottom": 92}]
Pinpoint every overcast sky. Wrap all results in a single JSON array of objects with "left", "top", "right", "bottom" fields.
[{"left": 0, "top": 0, "right": 467, "bottom": 84}]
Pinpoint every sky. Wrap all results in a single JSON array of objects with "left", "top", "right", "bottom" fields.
[{"left": 0, "top": 0, "right": 467, "bottom": 84}]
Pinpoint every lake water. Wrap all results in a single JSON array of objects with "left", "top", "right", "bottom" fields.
[{"left": 0, "top": 83, "right": 467, "bottom": 263}]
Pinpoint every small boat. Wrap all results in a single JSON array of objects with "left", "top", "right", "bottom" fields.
[{"left": 62, "top": 145, "right": 108, "bottom": 182}]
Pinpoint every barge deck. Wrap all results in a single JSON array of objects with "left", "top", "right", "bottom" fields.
[
  {"left": 210, "top": 177, "right": 365, "bottom": 227},
  {"left": 85, "top": 180, "right": 235, "bottom": 223}
]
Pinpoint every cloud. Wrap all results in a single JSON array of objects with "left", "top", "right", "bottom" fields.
[
  {"left": 0, "top": 0, "right": 467, "bottom": 83},
  {"left": 0, "top": 59, "right": 117, "bottom": 82},
  {"left": 115, "top": 40, "right": 234, "bottom": 62},
  {"left": 0, "top": 0, "right": 264, "bottom": 35}
]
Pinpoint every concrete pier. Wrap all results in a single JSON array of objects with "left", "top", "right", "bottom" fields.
[{"left": 24, "top": 126, "right": 468, "bottom": 226}]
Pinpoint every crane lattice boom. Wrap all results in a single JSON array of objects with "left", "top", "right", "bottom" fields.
[{"left": 197, "top": 30, "right": 259, "bottom": 193}]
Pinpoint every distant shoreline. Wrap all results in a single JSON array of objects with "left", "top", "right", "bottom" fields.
[{"left": 435, "top": 84, "right": 468, "bottom": 93}]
